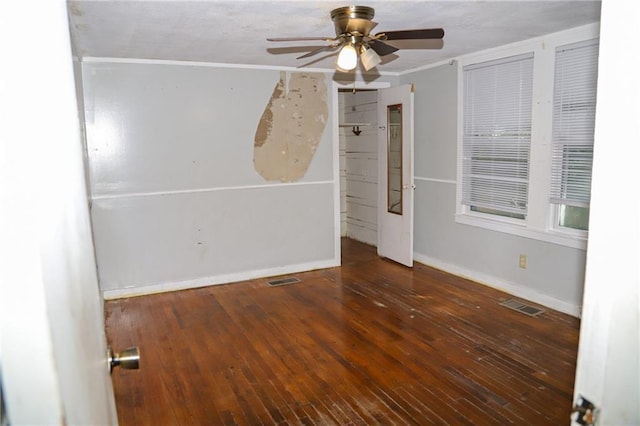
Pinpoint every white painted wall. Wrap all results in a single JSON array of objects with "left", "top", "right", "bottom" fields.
[
  {"left": 401, "top": 28, "right": 599, "bottom": 316},
  {"left": 0, "top": 1, "right": 116, "bottom": 423},
  {"left": 82, "top": 62, "right": 337, "bottom": 296},
  {"left": 339, "top": 90, "right": 379, "bottom": 246},
  {"left": 572, "top": 0, "right": 640, "bottom": 423}
]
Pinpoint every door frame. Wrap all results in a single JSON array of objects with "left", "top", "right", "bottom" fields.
[{"left": 331, "top": 80, "right": 391, "bottom": 264}]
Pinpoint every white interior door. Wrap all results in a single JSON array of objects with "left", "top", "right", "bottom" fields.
[
  {"left": 0, "top": 2, "right": 118, "bottom": 424},
  {"left": 377, "top": 85, "right": 414, "bottom": 267},
  {"left": 571, "top": 1, "right": 640, "bottom": 424}
]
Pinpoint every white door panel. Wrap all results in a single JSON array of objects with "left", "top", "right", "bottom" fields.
[
  {"left": 377, "top": 85, "right": 414, "bottom": 267},
  {"left": 0, "top": 2, "right": 117, "bottom": 423}
]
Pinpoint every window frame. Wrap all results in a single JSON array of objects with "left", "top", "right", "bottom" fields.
[{"left": 455, "top": 24, "right": 600, "bottom": 251}]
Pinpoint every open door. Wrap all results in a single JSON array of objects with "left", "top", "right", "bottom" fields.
[
  {"left": 377, "top": 85, "right": 414, "bottom": 267},
  {"left": 0, "top": 2, "right": 118, "bottom": 424},
  {"left": 571, "top": 1, "right": 640, "bottom": 424}
]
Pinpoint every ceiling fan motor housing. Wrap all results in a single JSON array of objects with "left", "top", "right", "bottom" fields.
[{"left": 331, "top": 5, "right": 375, "bottom": 37}]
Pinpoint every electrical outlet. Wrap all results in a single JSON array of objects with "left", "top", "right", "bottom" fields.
[{"left": 519, "top": 254, "right": 527, "bottom": 269}]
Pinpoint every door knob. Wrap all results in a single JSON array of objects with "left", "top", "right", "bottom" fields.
[{"left": 108, "top": 346, "right": 140, "bottom": 373}]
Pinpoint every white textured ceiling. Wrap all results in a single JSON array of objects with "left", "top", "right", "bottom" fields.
[{"left": 68, "top": 0, "right": 601, "bottom": 73}]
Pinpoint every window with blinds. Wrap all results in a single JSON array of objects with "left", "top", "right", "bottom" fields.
[
  {"left": 550, "top": 39, "right": 599, "bottom": 230},
  {"left": 462, "top": 53, "right": 534, "bottom": 219}
]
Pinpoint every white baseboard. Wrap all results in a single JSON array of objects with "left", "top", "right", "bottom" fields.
[
  {"left": 102, "top": 258, "right": 340, "bottom": 300},
  {"left": 413, "top": 252, "right": 582, "bottom": 318},
  {"left": 103, "top": 251, "right": 581, "bottom": 318}
]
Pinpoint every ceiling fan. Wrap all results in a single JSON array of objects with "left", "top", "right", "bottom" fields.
[{"left": 267, "top": 5, "right": 444, "bottom": 72}]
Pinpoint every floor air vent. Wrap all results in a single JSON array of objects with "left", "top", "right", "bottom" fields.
[
  {"left": 499, "top": 299, "right": 545, "bottom": 317},
  {"left": 266, "top": 277, "right": 301, "bottom": 287}
]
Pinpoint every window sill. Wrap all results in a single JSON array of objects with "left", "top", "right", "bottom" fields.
[{"left": 455, "top": 213, "right": 588, "bottom": 250}]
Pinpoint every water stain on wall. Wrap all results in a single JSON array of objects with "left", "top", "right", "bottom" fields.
[{"left": 254, "top": 71, "right": 328, "bottom": 182}]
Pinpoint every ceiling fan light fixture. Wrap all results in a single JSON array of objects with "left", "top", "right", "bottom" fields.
[
  {"left": 336, "top": 43, "right": 358, "bottom": 71},
  {"left": 360, "top": 44, "right": 381, "bottom": 71}
]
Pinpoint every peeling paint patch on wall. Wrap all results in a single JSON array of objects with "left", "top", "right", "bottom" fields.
[{"left": 254, "top": 71, "right": 328, "bottom": 182}]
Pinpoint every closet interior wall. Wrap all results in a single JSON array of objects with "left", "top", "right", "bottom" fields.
[{"left": 339, "top": 90, "right": 379, "bottom": 246}]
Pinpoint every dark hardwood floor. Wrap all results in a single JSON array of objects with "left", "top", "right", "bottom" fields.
[{"left": 106, "top": 238, "right": 580, "bottom": 425}]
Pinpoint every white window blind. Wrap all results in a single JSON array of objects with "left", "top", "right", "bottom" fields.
[
  {"left": 550, "top": 39, "right": 599, "bottom": 208},
  {"left": 462, "top": 53, "right": 534, "bottom": 217}
]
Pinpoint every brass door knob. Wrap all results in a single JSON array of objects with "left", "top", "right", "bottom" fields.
[{"left": 108, "top": 346, "right": 140, "bottom": 373}]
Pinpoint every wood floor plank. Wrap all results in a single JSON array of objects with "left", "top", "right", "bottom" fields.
[{"left": 106, "top": 238, "right": 580, "bottom": 425}]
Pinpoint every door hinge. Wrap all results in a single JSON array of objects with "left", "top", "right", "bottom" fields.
[{"left": 572, "top": 395, "right": 598, "bottom": 426}]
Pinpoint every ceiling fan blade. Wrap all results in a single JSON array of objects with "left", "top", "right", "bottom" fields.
[
  {"left": 369, "top": 40, "right": 399, "bottom": 57},
  {"left": 381, "top": 28, "right": 445, "bottom": 41},
  {"left": 296, "top": 42, "right": 343, "bottom": 60},
  {"left": 385, "top": 38, "right": 444, "bottom": 50},
  {"left": 267, "top": 36, "right": 335, "bottom": 42},
  {"left": 267, "top": 45, "right": 330, "bottom": 56}
]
